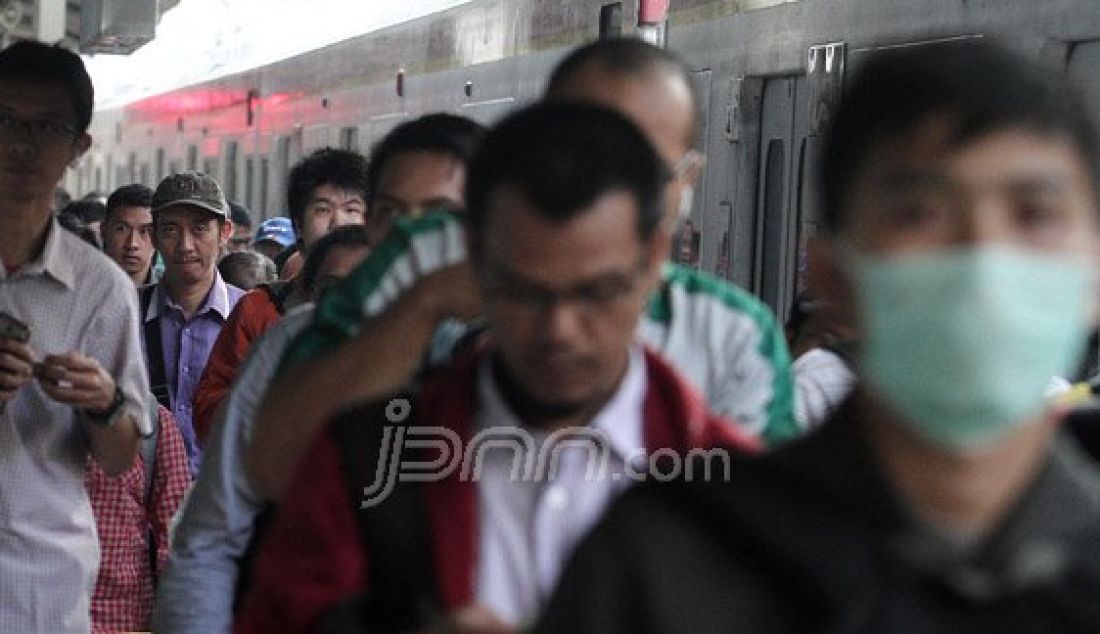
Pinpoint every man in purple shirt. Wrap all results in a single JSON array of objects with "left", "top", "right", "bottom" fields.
[{"left": 142, "top": 171, "right": 244, "bottom": 473}]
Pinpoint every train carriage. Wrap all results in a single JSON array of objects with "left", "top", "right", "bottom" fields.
[{"left": 74, "top": 0, "right": 1100, "bottom": 322}]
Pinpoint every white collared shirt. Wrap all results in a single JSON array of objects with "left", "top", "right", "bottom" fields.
[
  {"left": 474, "top": 346, "right": 647, "bottom": 626},
  {"left": 0, "top": 219, "right": 150, "bottom": 633}
]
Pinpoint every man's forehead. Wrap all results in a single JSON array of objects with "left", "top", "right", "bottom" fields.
[
  {"left": 0, "top": 80, "right": 75, "bottom": 120},
  {"left": 863, "top": 125, "right": 1088, "bottom": 186},
  {"left": 308, "top": 184, "right": 364, "bottom": 204},
  {"left": 111, "top": 206, "right": 152, "bottom": 221}
]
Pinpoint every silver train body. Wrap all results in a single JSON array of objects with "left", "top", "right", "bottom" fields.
[{"left": 74, "top": 0, "right": 1100, "bottom": 321}]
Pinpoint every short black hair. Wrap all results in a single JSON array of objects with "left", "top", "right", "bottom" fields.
[
  {"left": 229, "top": 201, "right": 252, "bottom": 228},
  {"left": 366, "top": 113, "right": 486, "bottom": 207},
  {"left": 61, "top": 200, "right": 106, "bottom": 224},
  {"left": 299, "top": 224, "right": 371, "bottom": 297},
  {"left": 466, "top": 102, "right": 666, "bottom": 248},
  {"left": 545, "top": 37, "right": 698, "bottom": 145},
  {"left": 106, "top": 184, "right": 153, "bottom": 223},
  {"left": 822, "top": 39, "right": 1100, "bottom": 233},
  {"left": 57, "top": 211, "right": 99, "bottom": 248},
  {"left": 286, "top": 148, "right": 370, "bottom": 231},
  {"left": 217, "top": 251, "right": 276, "bottom": 290},
  {"left": 0, "top": 41, "right": 94, "bottom": 135}
]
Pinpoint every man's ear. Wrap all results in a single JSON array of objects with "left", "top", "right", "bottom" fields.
[
  {"left": 219, "top": 219, "right": 234, "bottom": 248},
  {"left": 807, "top": 236, "right": 860, "bottom": 336},
  {"left": 643, "top": 223, "right": 672, "bottom": 290},
  {"left": 70, "top": 133, "right": 91, "bottom": 166}
]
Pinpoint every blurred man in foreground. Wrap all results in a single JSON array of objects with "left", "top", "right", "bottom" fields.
[{"left": 538, "top": 40, "right": 1100, "bottom": 633}]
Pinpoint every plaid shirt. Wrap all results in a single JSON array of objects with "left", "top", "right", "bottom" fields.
[{"left": 85, "top": 405, "right": 192, "bottom": 634}]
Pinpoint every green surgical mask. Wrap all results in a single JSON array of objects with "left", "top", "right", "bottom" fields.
[{"left": 846, "top": 245, "right": 1094, "bottom": 450}]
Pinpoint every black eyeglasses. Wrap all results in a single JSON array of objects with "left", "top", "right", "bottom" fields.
[
  {"left": 483, "top": 256, "right": 651, "bottom": 317},
  {"left": 0, "top": 113, "right": 78, "bottom": 142}
]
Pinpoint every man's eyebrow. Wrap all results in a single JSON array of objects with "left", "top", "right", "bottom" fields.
[
  {"left": 489, "top": 260, "right": 635, "bottom": 292},
  {"left": 1006, "top": 174, "right": 1073, "bottom": 195},
  {"left": 420, "top": 197, "right": 463, "bottom": 210}
]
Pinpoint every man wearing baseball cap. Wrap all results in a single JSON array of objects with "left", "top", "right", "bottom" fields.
[
  {"left": 141, "top": 171, "right": 245, "bottom": 473},
  {"left": 252, "top": 216, "right": 297, "bottom": 261}
]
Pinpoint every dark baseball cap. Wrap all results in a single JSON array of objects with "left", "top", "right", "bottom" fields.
[{"left": 152, "top": 171, "right": 228, "bottom": 218}]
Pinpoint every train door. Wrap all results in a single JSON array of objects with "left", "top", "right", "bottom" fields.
[
  {"left": 752, "top": 75, "right": 804, "bottom": 322},
  {"left": 677, "top": 69, "right": 711, "bottom": 273}
]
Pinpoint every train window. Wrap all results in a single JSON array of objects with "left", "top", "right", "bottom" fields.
[
  {"left": 260, "top": 158, "right": 270, "bottom": 215},
  {"left": 339, "top": 126, "right": 358, "bottom": 151},
  {"left": 155, "top": 148, "right": 165, "bottom": 184},
  {"left": 203, "top": 158, "right": 219, "bottom": 180},
  {"left": 245, "top": 157, "right": 256, "bottom": 209},
  {"left": 139, "top": 163, "right": 150, "bottom": 186},
  {"left": 127, "top": 152, "right": 136, "bottom": 183},
  {"left": 187, "top": 145, "right": 198, "bottom": 171},
  {"left": 599, "top": 3, "right": 623, "bottom": 40},
  {"left": 169, "top": 161, "right": 181, "bottom": 176},
  {"left": 224, "top": 142, "right": 239, "bottom": 200},
  {"left": 95, "top": 167, "right": 102, "bottom": 192}
]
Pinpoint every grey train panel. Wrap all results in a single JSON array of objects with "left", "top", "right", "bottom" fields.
[{"left": 79, "top": 0, "right": 1100, "bottom": 315}]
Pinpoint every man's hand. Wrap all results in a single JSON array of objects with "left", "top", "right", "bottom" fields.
[
  {"left": 416, "top": 261, "right": 483, "bottom": 323},
  {"left": 0, "top": 337, "right": 34, "bottom": 403},
  {"left": 33, "top": 352, "right": 116, "bottom": 411},
  {"left": 420, "top": 604, "right": 515, "bottom": 634}
]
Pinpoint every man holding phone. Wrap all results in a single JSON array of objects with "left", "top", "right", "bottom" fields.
[{"left": 0, "top": 42, "right": 150, "bottom": 633}]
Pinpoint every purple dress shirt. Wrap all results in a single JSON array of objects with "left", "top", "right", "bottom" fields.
[{"left": 144, "top": 272, "right": 244, "bottom": 474}]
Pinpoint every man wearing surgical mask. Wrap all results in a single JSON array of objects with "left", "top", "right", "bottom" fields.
[{"left": 536, "top": 41, "right": 1100, "bottom": 633}]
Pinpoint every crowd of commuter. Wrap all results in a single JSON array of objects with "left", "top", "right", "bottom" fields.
[{"left": 1, "top": 29, "right": 1100, "bottom": 634}]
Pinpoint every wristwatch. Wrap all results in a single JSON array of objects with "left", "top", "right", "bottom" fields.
[{"left": 81, "top": 386, "right": 125, "bottom": 427}]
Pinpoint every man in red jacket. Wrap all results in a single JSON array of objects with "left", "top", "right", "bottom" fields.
[{"left": 234, "top": 103, "right": 758, "bottom": 634}]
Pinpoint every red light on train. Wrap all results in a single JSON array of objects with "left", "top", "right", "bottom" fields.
[{"left": 639, "top": 0, "right": 669, "bottom": 23}]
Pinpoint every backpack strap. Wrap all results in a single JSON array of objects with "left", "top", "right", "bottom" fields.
[
  {"left": 139, "top": 285, "right": 171, "bottom": 410},
  {"left": 314, "top": 393, "right": 441, "bottom": 633},
  {"left": 259, "top": 280, "right": 294, "bottom": 315},
  {"left": 141, "top": 397, "right": 162, "bottom": 584},
  {"left": 141, "top": 397, "right": 161, "bottom": 504}
]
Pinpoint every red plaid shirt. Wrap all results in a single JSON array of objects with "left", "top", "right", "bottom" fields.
[{"left": 85, "top": 404, "right": 192, "bottom": 634}]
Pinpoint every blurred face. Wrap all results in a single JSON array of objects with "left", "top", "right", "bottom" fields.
[
  {"left": 552, "top": 67, "right": 702, "bottom": 227},
  {"left": 813, "top": 123, "right": 1100, "bottom": 334},
  {"left": 154, "top": 205, "right": 233, "bottom": 288},
  {"left": 310, "top": 244, "right": 372, "bottom": 301},
  {"left": 0, "top": 79, "right": 90, "bottom": 207},
  {"left": 228, "top": 223, "right": 252, "bottom": 252},
  {"left": 477, "top": 187, "right": 665, "bottom": 415},
  {"left": 103, "top": 205, "right": 154, "bottom": 282},
  {"left": 298, "top": 184, "right": 366, "bottom": 250},
  {"left": 368, "top": 151, "right": 466, "bottom": 241},
  {"left": 253, "top": 239, "right": 284, "bottom": 260}
]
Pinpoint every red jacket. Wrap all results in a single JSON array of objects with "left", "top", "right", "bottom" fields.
[
  {"left": 234, "top": 348, "right": 759, "bottom": 633},
  {"left": 192, "top": 287, "right": 284, "bottom": 443}
]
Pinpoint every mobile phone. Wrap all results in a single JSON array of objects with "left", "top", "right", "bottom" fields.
[
  {"left": 0, "top": 312, "right": 29, "bottom": 344},
  {"left": 0, "top": 313, "right": 29, "bottom": 414}
]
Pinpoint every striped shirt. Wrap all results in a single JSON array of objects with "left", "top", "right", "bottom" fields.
[
  {"left": 0, "top": 218, "right": 151, "bottom": 634},
  {"left": 282, "top": 211, "right": 798, "bottom": 445}
]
